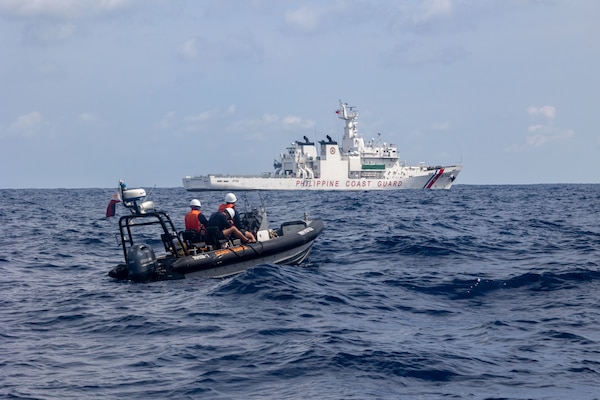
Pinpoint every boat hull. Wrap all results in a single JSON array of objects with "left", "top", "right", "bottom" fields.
[
  {"left": 183, "top": 165, "right": 461, "bottom": 191},
  {"left": 179, "top": 240, "right": 315, "bottom": 279}
]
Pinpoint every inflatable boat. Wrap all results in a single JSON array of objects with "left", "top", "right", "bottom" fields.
[{"left": 107, "top": 184, "right": 324, "bottom": 282}]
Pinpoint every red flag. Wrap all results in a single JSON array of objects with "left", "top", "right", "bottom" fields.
[{"left": 106, "top": 188, "right": 122, "bottom": 217}]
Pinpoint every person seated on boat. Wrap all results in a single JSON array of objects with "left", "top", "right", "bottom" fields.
[
  {"left": 206, "top": 207, "right": 255, "bottom": 245},
  {"left": 218, "top": 192, "right": 257, "bottom": 243},
  {"left": 184, "top": 199, "right": 208, "bottom": 242}
]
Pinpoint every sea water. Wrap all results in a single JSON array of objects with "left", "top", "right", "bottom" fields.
[{"left": 1, "top": 185, "right": 599, "bottom": 399}]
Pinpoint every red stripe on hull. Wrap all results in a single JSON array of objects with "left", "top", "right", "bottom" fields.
[{"left": 425, "top": 168, "right": 445, "bottom": 189}]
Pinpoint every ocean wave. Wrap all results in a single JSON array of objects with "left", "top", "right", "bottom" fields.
[
  {"left": 386, "top": 268, "right": 600, "bottom": 300},
  {"left": 2, "top": 185, "right": 600, "bottom": 399}
]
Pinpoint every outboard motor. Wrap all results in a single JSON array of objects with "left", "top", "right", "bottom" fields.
[{"left": 126, "top": 244, "right": 157, "bottom": 282}]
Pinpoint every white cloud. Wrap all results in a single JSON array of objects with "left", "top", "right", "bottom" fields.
[
  {"left": 184, "top": 111, "right": 216, "bottom": 124},
  {"left": 229, "top": 114, "right": 278, "bottom": 131},
  {"left": 284, "top": 7, "right": 322, "bottom": 34},
  {"left": 419, "top": 0, "right": 453, "bottom": 22},
  {"left": 178, "top": 37, "right": 200, "bottom": 61},
  {"left": 525, "top": 105, "right": 573, "bottom": 147},
  {"left": 0, "top": 0, "right": 134, "bottom": 18},
  {"left": 262, "top": 114, "right": 279, "bottom": 124},
  {"left": 154, "top": 111, "right": 176, "bottom": 130},
  {"left": 527, "top": 124, "right": 543, "bottom": 132},
  {"left": 1, "top": 0, "right": 136, "bottom": 47},
  {"left": 282, "top": 115, "right": 315, "bottom": 129},
  {"left": 184, "top": 106, "right": 236, "bottom": 123},
  {"left": 9, "top": 111, "right": 43, "bottom": 136},
  {"left": 281, "top": 1, "right": 386, "bottom": 36},
  {"left": 528, "top": 105, "right": 556, "bottom": 121},
  {"left": 227, "top": 113, "right": 314, "bottom": 134},
  {"left": 527, "top": 129, "right": 574, "bottom": 147},
  {"left": 79, "top": 112, "right": 97, "bottom": 123}
]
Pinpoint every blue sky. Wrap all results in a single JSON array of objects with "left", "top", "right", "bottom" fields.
[{"left": 1, "top": 0, "right": 598, "bottom": 188}]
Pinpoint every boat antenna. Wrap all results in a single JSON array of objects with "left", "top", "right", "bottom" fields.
[
  {"left": 240, "top": 192, "right": 249, "bottom": 211},
  {"left": 145, "top": 185, "right": 157, "bottom": 200},
  {"left": 257, "top": 191, "right": 265, "bottom": 210},
  {"left": 240, "top": 192, "right": 265, "bottom": 213}
]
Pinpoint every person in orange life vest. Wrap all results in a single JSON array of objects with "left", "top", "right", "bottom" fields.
[
  {"left": 207, "top": 207, "right": 254, "bottom": 244},
  {"left": 218, "top": 192, "right": 256, "bottom": 243},
  {"left": 185, "top": 199, "right": 208, "bottom": 237}
]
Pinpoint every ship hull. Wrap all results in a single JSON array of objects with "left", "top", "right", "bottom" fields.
[{"left": 183, "top": 165, "right": 461, "bottom": 191}]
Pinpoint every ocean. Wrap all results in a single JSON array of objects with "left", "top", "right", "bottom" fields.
[{"left": 1, "top": 184, "right": 599, "bottom": 399}]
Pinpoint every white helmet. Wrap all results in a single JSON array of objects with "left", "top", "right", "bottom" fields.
[
  {"left": 225, "top": 207, "right": 235, "bottom": 219},
  {"left": 224, "top": 192, "right": 237, "bottom": 203},
  {"left": 189, "top": 199, "right": 201, "bottom": 208}
]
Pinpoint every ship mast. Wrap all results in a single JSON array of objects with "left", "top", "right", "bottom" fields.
[{"left": 337, "top": 101, "right": 364, "bottom": 154}]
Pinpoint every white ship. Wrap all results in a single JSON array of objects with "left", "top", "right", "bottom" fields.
[{"left": 183, "top": 101, "right": 462, "bottom": 191}]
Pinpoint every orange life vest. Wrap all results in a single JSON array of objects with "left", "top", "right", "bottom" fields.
[
  {"left": 218, "top": 203, "right": 235, "bottom": 212},
  {"left": 185, "top": 209, "right": 205, "bottom": 232}
]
